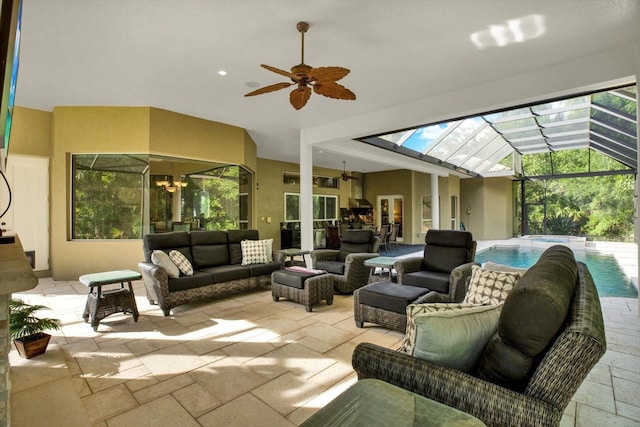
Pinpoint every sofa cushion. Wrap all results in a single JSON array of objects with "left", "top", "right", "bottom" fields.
[
  {"left": 227, "top": 230, "right": 260, "bottom": 264},
  {"left": 190, "top": 230, "right": 229, "bottom": 269},
  {"left": 151, "top": 250, "right": 180, "bottom": 278},
  {"left": 167, "top": 272, "right": 214, "bottom": 292},
  {"left": 422, "top": 246, "right": 469, "bottom": 274},
  {"left": 248, "top": 262, "right": 281, "bottom": 277},
  {"left": 476, "top": 245, "right": 577, "bottom": 390},
  {"left": 358, "top": 282, "right": 430, "bottom": 314},
  {"left": 409, "top": 304, "right": 502, "bottom": 372},
  {"left": 241, "top": 239, "right": 269, "bottom": 264},
  {"left": 200, "top": 265, "right": 251, "bottom": 283},
  {"left": 462, "top": 265, "right": 521, "bottom": 306},
  {"left": 338, "top": 230, "right": 374, "bottom": 262},
  {"left": 421, "top": 230, "right": 473, "bottom": 274},
  {"left": 400, "top": 302, "right": 483, "bottom": 354},
  {"left": 272, "top": 269, "right": 325, "bottom": 289},
  {"left": 170, "top": 250, "right": 194, "bottom": 276},
  {"left": 315, "top": 260, "right": 345, "bottom": 275},
  {"left": 263, "top": 238, "right": 274, "bottom": 263},
  {"left": 143, "top": 231, "right": 191, "bottom": 263},
  {"left": 402, "top": 270, "right": 450, "bottom": 292}
]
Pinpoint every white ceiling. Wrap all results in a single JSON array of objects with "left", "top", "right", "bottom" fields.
[{"left": 14, "top": 0, "right": 640, "bottom": 175}]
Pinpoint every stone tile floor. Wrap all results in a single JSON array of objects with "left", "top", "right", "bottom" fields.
[{"left": 8, "top": 277, "right": 640, "bottom": 426}]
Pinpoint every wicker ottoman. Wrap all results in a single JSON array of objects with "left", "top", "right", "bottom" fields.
[
  {"left": 80, "top": 269, "right": 141, "bottom": 331},
  {"left": 271, "top": 269, "right": 334, "bottom": 312}
]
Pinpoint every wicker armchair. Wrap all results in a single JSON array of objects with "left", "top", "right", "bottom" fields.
[
  {"left": 354, "top": 262, "right": 476, "bottom": 331},
  {"left": 311, "top": 229, "right": 379, "bottom": 294},
  {"left": 353, "top": 255, "right": 606, "bottom": 426},
  {"left": 353, "top": 229, "right": 476, "bottom": 331}
]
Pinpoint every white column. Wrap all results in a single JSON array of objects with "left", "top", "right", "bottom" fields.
[
  {"left": 635, "top": 41, "right": 640, "bottom": 315},
  {"left": 299, "top": 130, "right": 314, "bottom": 253},
  {"left": 431, "top": 174, "right": 440, "bottom": 229}
]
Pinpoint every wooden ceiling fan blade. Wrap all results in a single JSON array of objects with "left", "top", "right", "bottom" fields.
[
  {"left": 261, "top": 64, "right": 300, "bottom": 80},
  {"left": 245, "top": 82, "right": 293, "bottom": 97},
  {"left": 290, "top": 86, "right": 311, "bottom": 110},
  {"left": 313, "top": 82, "right": 356, "bottom": 100},
  {"left": 308, "top": 66, "right": 350, "bottom": 82}
]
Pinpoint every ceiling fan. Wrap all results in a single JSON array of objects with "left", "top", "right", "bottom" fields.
[
  {"left": 244, "top": 21, "right": 356, "bottom": 110},
  {"left": 341, "top": 161, "right": 359, "bottom": 181}
]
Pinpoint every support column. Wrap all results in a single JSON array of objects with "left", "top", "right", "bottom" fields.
[
  {"left": 299, "top": 130, "right": 314, "bottom": 255},
  {"left": 431, "top": 174, "right": 440, "bottom": 229}
]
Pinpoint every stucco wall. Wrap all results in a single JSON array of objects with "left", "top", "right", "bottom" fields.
[
  {"left": 460, "top": 177, "right": 513, "bottom": 240},
  {"left": 48, "top": 106, "right": 258, "bottom": 280},
  {"left": 256, "top": 158, "right": 349, "bottom": 249}
]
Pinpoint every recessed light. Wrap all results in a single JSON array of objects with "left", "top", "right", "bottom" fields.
[{"left": 217, "top": 70, "right": 228, "bottom": 77}]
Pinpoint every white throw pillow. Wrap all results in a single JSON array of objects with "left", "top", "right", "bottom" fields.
[
  {"left": 463, "top": 265, "right": 521, "bottom": 306},
  {"left": 409, "top": 304, "right": 502, "bottom": 372},
  {"left": 151, "top": 250, "right": 180, "bottom": 278},
  {"left": 169, "top": 250, "right": 194, "bottom": 276},
  {"left": 241, "top": 239, "right": 268, "bottom": 265},
  {"left": 263, "top": 238, "right": 274, "bottom": 262}
]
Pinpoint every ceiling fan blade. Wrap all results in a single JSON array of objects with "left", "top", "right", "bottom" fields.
[
  {"left": 290, "top": 85, "right": 312, "bottom": 110},
  {"left": 261, "top": 64, "right": 300, "bottom": 80},
  {"left": 313, "top": 81, "right": 356, "bottom": 100},
  {"left": 245, "top": 82, "right": 293, "bottom": 97},
  {"left": 308, "top": 66, "right": 350, "bottom": 83}
]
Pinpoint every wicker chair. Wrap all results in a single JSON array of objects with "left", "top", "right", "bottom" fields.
[
  {"left": 353, "top": 229, "right": 476, "bottom": 331},
  {"left": 353, "top": 248, "right": 606, "bottom": 427},
  {"left": 311, "top": 229, "right": 379, "bottom": 294}
]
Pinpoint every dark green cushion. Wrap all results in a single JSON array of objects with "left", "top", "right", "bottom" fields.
[
  {"left": 315, "top": 260, "right": 345, "bottom": 275},
  {"left": 167, "top": 272, "right": 214, "bottom": 292},
  {"left": 402, "top": 270, "right": 450, "bottom": 292},
  {"left": 476, "top": 245, "right": 577, "bottom": 390},
  {"left": 273, "top": 270, "right": 325, "bottom": 289},
  {"left": 227, "top": 230, "right": 260, "bottom": 264},
  {"left": 358, "top": 282, "right": 430, "bottom": 314},
  {"left": 248, "top": 262, "right": 282, "bottom": 277},
  {"left": 200, "top": 265, "right": 250, "bottom": 283}
]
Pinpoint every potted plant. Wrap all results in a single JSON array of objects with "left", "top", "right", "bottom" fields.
[{"left": 9, "top": 299, "right": 61, "bottom": 359}]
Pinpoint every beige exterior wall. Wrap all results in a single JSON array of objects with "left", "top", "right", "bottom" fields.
[
  {"left": 10, "top": 107, "right": 52, "bottom": 157},
  {"left": 363, "top": 170, "right": 461, "bottom": 245},
  {"left": 46, "top": 106, "right": 258, "bottom": 280},
  {"left": 255, "top": 158, "right": 349, "bottom": 249},
  {"left": 460, "top": 177, "right": 513, "bottom": 240}
]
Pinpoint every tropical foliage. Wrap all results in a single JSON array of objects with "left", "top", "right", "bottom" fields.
[{"left": 9, "top": 299, "right": 61, "bottom": 340}]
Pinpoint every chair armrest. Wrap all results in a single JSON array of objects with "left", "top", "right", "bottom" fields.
[
  {"left": 352, "top": 342, "right": 559, "bottom": 427},
  {"left": 393, "top": 257, "right": 423, "bottom": 284},
  {"left": 310, "top": 249, "right": 339, "bottom": 266},
  {"left": 273, "top": 251, "right": 286, "bottom": 265},
  {"left": 138, "top": 262, "right": 169, "bottom": 304}
]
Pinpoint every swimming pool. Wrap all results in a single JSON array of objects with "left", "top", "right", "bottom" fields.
[{"left": 475, "top": 246, "right": 638, "bottom": 298}]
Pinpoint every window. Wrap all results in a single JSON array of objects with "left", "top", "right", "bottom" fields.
[
  {"left": 284, "top": 193, "right": 338, "bottom": 223},
  {"left": 451, "top": 195, "right": 458, "bottom": 230},
  {"left": 72, "top": 154, "right": 253, "bottom": 239},
  {"left": 72, "top": 154, "right": 148, "bottom": 239},
  {"left": 422, "top": 195, "right": 432, "bottom": 232},
  {"left": 283, "top": 172, "right": 339, "bottom": 189}
]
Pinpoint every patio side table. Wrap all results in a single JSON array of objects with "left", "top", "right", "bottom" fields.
[{"left": 80, "top": 269, "right": 141, "bottom": 331}]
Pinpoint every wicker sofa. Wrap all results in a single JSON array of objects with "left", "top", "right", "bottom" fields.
[
  {"left": 352, "top": 245, "right": 606, "bottom": 426},
  {"left": 139, "top": 229, "right": 283, "bottom": 316}
]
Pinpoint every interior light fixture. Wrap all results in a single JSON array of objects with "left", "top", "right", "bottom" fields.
[
  {"left": 217, "top": 70, "right": 228, "bottom": 77},
  {"left": 155, "top": 178, "right": 188, "bottom": 193}
]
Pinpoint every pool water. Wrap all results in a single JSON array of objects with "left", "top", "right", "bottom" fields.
[{"left": 475, "top": 246, "right": 638, "bottom": 298}]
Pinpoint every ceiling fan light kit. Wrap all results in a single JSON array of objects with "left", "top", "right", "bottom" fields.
[{"left": 245, "top": 21, "right": 356, "bottom": 110}]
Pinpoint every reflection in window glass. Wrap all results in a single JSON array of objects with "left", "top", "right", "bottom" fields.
[
  {"left": 72, "top": 154, "right": 147, "bottom": 239},
  {"left": 284, "top": 193, "right": 337, "bottom": 223}
]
